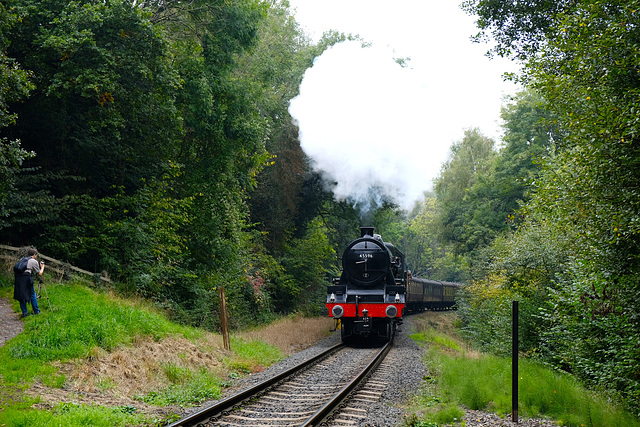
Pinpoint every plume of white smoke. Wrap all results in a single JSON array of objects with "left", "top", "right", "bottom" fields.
[{"left": 289, "top": 41, "right": 449, "bottom": 212}]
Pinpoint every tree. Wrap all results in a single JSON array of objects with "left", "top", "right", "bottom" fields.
[
  {"left": 246, "top": 21, "right": 361, "bottom": 256},
  {"left": 462, "top": 90, "right": 556, "bottom": 242},
  {"left": 0, "top": 0, "right": 273, "bottom": 328},
  {"left": 4, "top": 0, "right": 182, "bottom": 195},
  {"left": 435, "top": 128, "right": 497, "bottom": 253},
  {"left": 277, "top": 217, "right": 335, "bottom": 314},
  {"left": 463, "top": 0, "right": 640, "bottom": 412},
  {"left": 242, "top": 0, "right": 315, "bottom": 255},
  {"left": 523, "top": 2, "right": 640, "bottom": 410},
  {"left": 165, "top": 0, "right": 268, "bottom": 275},
  {"left": 1, "top": 0, "right": 183, "bottom": 253},
  {"left": 405, "top": 195, "right": 462, "bottom": 281},
  {"left": 462, "top": 0, "right": 577, "bottom": 60},
  {"left": 0, "top": 2, "right": 34, "bottom": 220}
]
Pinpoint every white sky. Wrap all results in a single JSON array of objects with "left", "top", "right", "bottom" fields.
[{"left": 287, "top": 0, "right": 520, "bottom": 210}]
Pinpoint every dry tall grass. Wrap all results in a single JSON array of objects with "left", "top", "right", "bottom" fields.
[
  {"left": 29, "top": 316, "right": 335, "bottom": 412},
  {"left": 71, "top": 335, "right": 224, "bottom": 395},
  {"left": 412, "top": 311, "right": 459, "bottom": 336},
  {"left": 238, "top": 315, "right": 334, "bottom": 354}
]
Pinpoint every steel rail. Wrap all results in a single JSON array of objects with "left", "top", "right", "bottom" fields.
[
  {"left": 166, "top": 342, "right": 344, "bottom": 427},
  {"left": 299, "top": 338, "right": 393, "bottom": 427}
]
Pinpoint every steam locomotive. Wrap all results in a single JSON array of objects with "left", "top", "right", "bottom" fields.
[
  {"left": 326, "top": 227, "right": 461, "bottom": 342},
  {"left": 326, "top": 227, "right": 405, "bottom": 342}
]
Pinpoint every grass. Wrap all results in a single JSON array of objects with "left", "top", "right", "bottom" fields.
[
  {"left": 405, "top": 312, "right": 640, "bottom": 427},
  {"left": 1, "top": 400, "right": 155, "bottom": 427},
  {"left": 133, "top": 369, "right": 224, "bottom": 406},
  {"left": 0, "top": 276, "right": 292, "bottom": 426},
  {"left": 228, "top": 336, "right": 284, "bottom": 370},
  {"left": 0, "top": 281, "right": 199, "bottom": 385}
]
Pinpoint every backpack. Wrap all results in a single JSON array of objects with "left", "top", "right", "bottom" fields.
[{"left": 13, "top": 257, "right": 30, "bottom": 275}]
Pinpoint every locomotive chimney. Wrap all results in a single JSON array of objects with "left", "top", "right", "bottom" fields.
[{"left": 360, "top": 226, "right": 375, "bottom": 237}]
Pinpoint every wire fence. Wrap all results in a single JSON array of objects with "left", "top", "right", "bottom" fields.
[{"left": 0, "top": 244, "right": 111, "bottom": 286}]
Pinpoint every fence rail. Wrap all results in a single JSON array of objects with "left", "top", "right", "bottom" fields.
[{"left": 0, "top": 244, "right": 111, "bottom": 285}]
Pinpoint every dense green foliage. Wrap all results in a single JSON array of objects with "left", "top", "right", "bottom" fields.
[
  {"left": 0, "top": 0, "right": 345, "bottom": 328},
  {"left": 406, "top": 314, "right": 640, "bottom": 427},
  {"left": 0, "top": 2, "right": 35, "bottom": 218},
  {"left": 455, "top": 0, "right": 640, "bottom": 416},
  {"left": 436, "top": 128, "right": 499, "bottom": 254}
]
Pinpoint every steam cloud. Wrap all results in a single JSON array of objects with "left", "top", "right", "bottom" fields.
[{"left": 289, "top": 41, "right": 449, "bottom": 212}]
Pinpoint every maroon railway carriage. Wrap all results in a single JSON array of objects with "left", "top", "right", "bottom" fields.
[{"left": 405, "top": 275, "right": 460, "bottom": 312}]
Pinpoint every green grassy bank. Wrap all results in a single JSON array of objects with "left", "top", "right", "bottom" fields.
[
  {"left": 0, "top": 278, "right": 285, "bottom": 427},
  {"left": 405, "top": 313, "right": 640, "bottom": 427}
]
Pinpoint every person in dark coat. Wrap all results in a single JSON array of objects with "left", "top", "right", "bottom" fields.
[{"left": 13, "top": 248, "right": 45, "bottom": 318}]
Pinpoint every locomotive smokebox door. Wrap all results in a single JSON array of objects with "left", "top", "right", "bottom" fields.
[{"left": 343, "top": 238, "right": 391, "bottom": 286}]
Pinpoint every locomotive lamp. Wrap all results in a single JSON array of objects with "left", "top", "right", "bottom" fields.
[
  {"left": 386, "top": 305, "right": 398, "bottom": 318},
  {"left": 329, "top": 293, "right": 336, "bottom": 303},
  {"left": 395, "top": 293, "right": 400, "bottom": 303},
  {"left": 331, "top": 305, "right": 344, "bottom": 318}
]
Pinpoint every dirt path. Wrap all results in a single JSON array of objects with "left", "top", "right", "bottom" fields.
[{"left": 0, "top": 297, "right": 24, "bottom": 347}]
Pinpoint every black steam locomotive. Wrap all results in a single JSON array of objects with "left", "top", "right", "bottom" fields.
[
  {"left": 326, "top": 227, "right": 461, "bottom": 342},
  {"left": 326, "top": 227, "right": 406, "bottom": 342}
]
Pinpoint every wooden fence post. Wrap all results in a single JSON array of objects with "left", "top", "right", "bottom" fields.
[{"left": 219, "top": 286, "right": 230, "bottom": 351}]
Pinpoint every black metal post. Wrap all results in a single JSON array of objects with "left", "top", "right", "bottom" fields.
[{"left": 512, "top": 300, "right": 519, "bottom": 423}]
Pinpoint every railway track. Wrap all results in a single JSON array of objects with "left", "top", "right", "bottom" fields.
[{"left": 167, "top": 339, "right": 393, "bottom": 427}]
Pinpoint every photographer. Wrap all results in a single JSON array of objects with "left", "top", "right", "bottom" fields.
[{"left": 13, "top": 248, "right": 45, "bottom": 318}]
